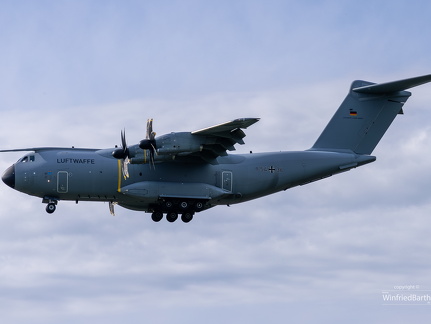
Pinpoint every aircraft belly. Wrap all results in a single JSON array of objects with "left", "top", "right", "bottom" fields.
[
  {"left": 115, "top": 163, "right": 231, "bottom": 209},
  {"left": 121, "top": 181, "right": 229, "bottom": 200}
]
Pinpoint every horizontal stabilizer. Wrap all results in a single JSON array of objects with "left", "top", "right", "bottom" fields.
[{"left": 353, "top": 74, "right": 431, "bottom": 94}]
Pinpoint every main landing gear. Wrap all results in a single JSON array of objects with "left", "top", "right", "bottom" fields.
[
  {"left": 151, "top": 210, "right": 194, "bottom": 223},
  {"left": 151, "top": 199, "right": 206, "bottom": 223}
]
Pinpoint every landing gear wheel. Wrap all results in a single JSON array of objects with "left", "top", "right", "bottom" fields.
[
  {"left": 179, "top": 201, "right": 189, "bottom": 210},
  {"left": 151, "top": 211, "right": 163, "bottom": 222},
  {"left": 194, "top": 201, "right": 204, "bottom": 212},
  {"left": 46, "top": 203, "right": 56, "bottom": 214},
  {"left": 166, "top": 212, "right": 178, "bottom": 223},
  {"left": 181, "top": 212, "right": 194, "bottom": 223},
  {"left": 163, "top": 200, "right": 173, "bottom": 209}
]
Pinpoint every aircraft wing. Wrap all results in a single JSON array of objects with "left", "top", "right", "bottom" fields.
[
  {"left": 0, "top": 147, "right": 97, "bottom": 152},
  {"left": 170, "top": 118, "right": 260, "bottom": 164},
  {"left": 192, "top": 118, "right": 260, "bottom": 136}
]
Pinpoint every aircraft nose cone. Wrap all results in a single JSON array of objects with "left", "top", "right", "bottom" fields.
[{"left": 2, "top": 164, "right": 15, "bottom": 188}]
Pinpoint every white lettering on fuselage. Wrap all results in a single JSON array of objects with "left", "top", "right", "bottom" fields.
[{"left": 57, "top": 158, "right": 95, "bottom": 164}]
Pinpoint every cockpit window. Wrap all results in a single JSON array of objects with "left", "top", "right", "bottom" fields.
[{"left": 18, "top": 155, "right": 35, "bottom": 163}]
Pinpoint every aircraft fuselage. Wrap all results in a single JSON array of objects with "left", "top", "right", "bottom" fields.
[{"left": 3, "top": 147, "right": 375, "bottom": 216}]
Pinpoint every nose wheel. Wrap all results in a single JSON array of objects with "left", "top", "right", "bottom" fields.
[
  {"left": 43, "top": 197, "right": 58, "bottom": 214},
  {"left": 46, "top": 203, "right": 56, "bottom": 214}
]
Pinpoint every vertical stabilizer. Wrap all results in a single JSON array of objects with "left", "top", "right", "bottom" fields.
[{"left": 311, "top": 74, "right": 431, "bottom": 154}]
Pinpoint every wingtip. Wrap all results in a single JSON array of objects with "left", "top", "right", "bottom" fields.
[{"left": 233, "top": 117, "right": 260, "bottom": 128}]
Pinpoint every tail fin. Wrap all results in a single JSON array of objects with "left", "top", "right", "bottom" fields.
[{"left": 311, "top": 74, "right": 431, "bottom": 155}]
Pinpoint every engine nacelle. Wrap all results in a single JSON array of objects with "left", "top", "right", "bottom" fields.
[
  {"left": 157, "top": 145, "right": 202, "bottom": 155},
  {"left": 156, "top": 132, "right": 203, "bottom": 155}
]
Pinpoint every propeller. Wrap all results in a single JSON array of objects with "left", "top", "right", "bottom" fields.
[
  {"left": 139, "top": 118, "right": 157, "bottom": 168},
  {"left": 112, "top": 129, "right": 131, "bottom": 178}
]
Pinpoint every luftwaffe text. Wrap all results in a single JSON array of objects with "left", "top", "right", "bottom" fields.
[{"left": 57, "top": 158, "right": 95, "bottom": 164}]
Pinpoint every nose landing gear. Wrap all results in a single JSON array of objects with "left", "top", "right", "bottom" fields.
[
  {"left": 43, "top": 197, "right": 58, "bottom": 214},
  {"left": 46, "top": 203, "right": 56, "bottom": 213}
]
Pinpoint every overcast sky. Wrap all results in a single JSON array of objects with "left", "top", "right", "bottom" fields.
[{"left": 1, "top": 1, "right": 431, "bottom": 323}]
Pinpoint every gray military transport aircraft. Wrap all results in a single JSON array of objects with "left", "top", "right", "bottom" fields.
[{"left": 2, "top": 75, "right": 431, "bottom": 223}]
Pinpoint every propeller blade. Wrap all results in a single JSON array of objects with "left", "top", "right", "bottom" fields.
[
  {"left": 140, "top": 118, "right": 157, "bottom": 169},
  {"left": 122, "top": 157, "right": 130, "bottom": 179},
  {"left": 109, "top": 201, "right": 117, "bottom": 216},
  {"left": 112, "top": 129, "right": 130, "bottom": 159},
  {"left": 121, "top": 129, "right": 126, "bottom": 147},
  {"left": 121, "top": 129, "right": 129, "bottom": 157},
  {"left": 112, "top": 129, "right": 130, "bottom": 179},
  {"left": 149, "top": 119, "right": 156, "bottom": 140},
  {"left": 146, "top": 119, "right": 153, "bottom": 139},
  {"left": 150, "top": 143, "right": 157, "bottom": 169}
]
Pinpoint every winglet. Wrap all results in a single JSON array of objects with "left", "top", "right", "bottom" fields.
[{"left": 353, "top": 74, "right": 431, "bottom": 94}]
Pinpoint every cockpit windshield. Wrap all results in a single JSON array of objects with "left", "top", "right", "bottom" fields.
[{"left": 18, "top": 155, "right": 35, "bottom": 163}]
